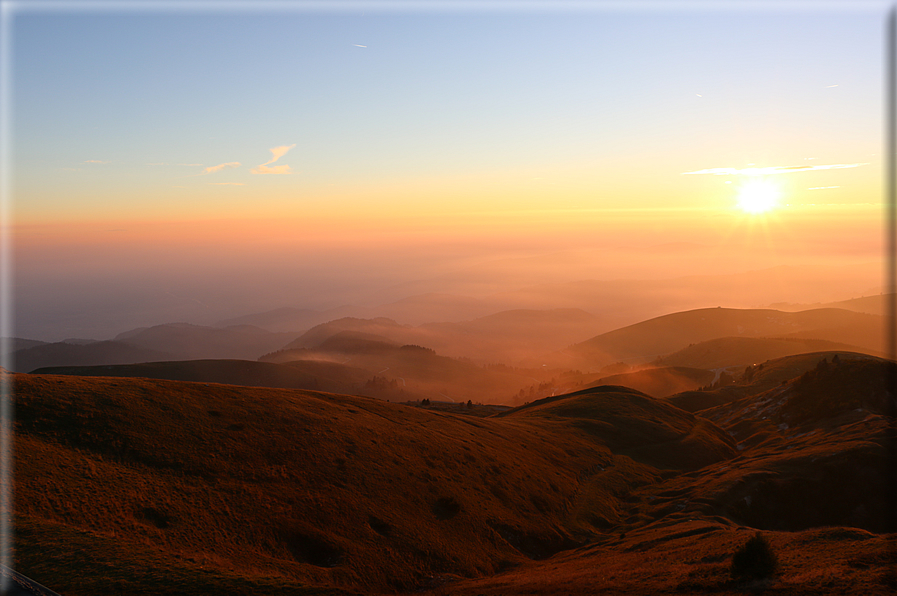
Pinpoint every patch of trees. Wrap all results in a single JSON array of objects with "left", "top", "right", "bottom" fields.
[
  {"left": 400, "top": 344, "right": 435, "bottom": 354},
  {"left": 699, "top": 370, "right": 736, "bottom": 392},
  {"left": 364, "top": 376, "right": 399, "bottom": 390},
  {"left": 515, "top": 379, "right": 558, "bottom": 401}
]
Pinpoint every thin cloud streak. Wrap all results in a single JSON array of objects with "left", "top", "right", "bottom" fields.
[
  {"left": 681, "top": 163, "right": 868, "bottom": 176},
  {"left": 251, "top": 164, "right": 292, "bottom": 175},
  {"left": 203, "top": 162, "right": 241, "bottom": 174},
  {"left": 82, "top": 160, "right": 109, "bottom": 164},
  {"left": 209, "top": 182, "right": 245, "bottom": 186}
]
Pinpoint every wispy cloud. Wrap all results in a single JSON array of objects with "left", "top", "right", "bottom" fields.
[
  {"left": 353, "top": 44, "right": 367, "bottom": 48},
  {"left": 681, "top": 163, "right": 868, "bottom": 176},
  {"left": 83, "top": 160, "right": 109, "bottom": 164},
  {"left": 251, "top": 164, "right": 292, "bottom": 175},
  {"left": 826, "top": 84, "right": 839, "bottom": 88},
  {"left": 252, "top": 144, "right": 296, "bottom": 174},
  {"left": 209, "top": 182, "right": 245, "bottom": 186},
  {"left": 203, "top": 162, "right": 241, "bottom": 174},
  {"left": 260, "top": 144, "right": 295, "bottom": 166}
]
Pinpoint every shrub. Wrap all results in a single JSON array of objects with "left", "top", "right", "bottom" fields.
[{"left": 731, "top": 532, "right": 778, "bottom": 581}]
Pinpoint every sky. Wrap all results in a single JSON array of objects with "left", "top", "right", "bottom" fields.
[{"left": 3, "top": 0, "right": 892, "bottom": 341}]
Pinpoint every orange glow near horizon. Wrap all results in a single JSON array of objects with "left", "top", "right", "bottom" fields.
[{"left": 13, "top": 202, "right": 883, "bottom": 261}]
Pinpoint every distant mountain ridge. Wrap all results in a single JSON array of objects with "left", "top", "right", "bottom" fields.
[
  {"left": 766, "top": 293, "right": 892, "bottom": 316},
  {"left": 113, "top": 322, "right": 299, "bottom": 361},
  {"left": 554, "top": 307, "right": 884, "bottom": 370},
  {"left": 11, "top": 340, "right": 176, "bottom": 373}
]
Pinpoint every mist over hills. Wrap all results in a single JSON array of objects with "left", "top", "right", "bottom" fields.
[
  {"left": 13, "top": 303, "right": 889, "bottom": 409},
  {"left": 261, "top": 335, "right": 540, "bottom": 405},
  {"left": 16, "top": 261, "right": 879, "bottom": 344},
  {"left": 6, "top": 323, "right": 299, "bottom": 374},
  {"left": 113, "top": 323, "right": 298, "bottom": 361},
  {"left": 277, "top": 308, "right": 606, "bottom": 364},
  {"left": 207, "top": 266, "right": 881, "bottom": 335}
]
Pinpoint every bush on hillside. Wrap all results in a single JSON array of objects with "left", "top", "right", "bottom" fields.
[{"left": 731, "top": 532, "right": 778, "bottom": 581}]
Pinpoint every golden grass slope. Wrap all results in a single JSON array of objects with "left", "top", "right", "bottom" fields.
[
  {"left": 434, "top": 355, "right": 897, "bottom": 595},
  {"left": 16, "top": 373, "right": 722, "bottom": 594},
  {"left": 12, "top": 351, "right": 894, "bottom": 595}
]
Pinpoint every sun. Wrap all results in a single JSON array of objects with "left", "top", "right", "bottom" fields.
[{"left": 736, "top": 179, "right": 781, "bottom": 214}]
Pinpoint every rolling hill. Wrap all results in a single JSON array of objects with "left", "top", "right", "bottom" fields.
[
  {"left": 767, "top": 292, "right": 892, "bottom": 316},
  {"left": 553, "top": 307, "right": 884, "bottom": 371},
  {"left": 31, "top": 358, "right": 423, "bottom": 403},
  {"left": 13, "top": 347, "right": 893, "bottom": 594},
  {"left": 437, "top": 353, "right": 895, "bottom": 595},
  {"left": 652, "top": 336, "right": 877, "bottom": 370},
  {"left": 582, "top": 366, "right": 714, "bottom": 398},
  {"left": 10, "top": 341, "right": 177, "bottom": 374}
]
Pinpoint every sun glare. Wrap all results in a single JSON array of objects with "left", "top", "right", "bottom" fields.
[{"left": 736, "top": 179, "right": 781, "bottom": 214}]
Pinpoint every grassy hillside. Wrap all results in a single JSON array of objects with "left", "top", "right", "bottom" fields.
[
  {"left": 439, "top": 353, "right": 896, "bottom": 595},
  {"left": 556, "top": 307, "right": 884, "bottom": 370},
  {"left": 12, "top": 349, "right": 893, "bottom": 595},
  {"left": 433, "top": 522, "right": 894, "bottom": 595},
  {"left": 664, "top": 350, "right": 878, "bottom": 413},
  {"left": 654, "top": 336, "right": 879, "bottom": 370},
  {"left": 14, "top": 373, "right": 646, "bottom": 593},
  {"left": 498, "top": 386, "right": 736, "bottom": 471},
  {"left": 31, "top": 358, "right": 423, "bottom": 403}
]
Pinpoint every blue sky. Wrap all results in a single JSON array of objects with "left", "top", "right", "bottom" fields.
[
  {"left": 10, "top": 3, "right": 886, "bottom": 221},
  {"left": 4, "top": 1, "right": 893, "bottom": 340}
]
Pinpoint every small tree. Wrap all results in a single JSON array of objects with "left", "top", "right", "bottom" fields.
[{"left": 731, "top": 532, "right": 778, "bottom": 581}]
